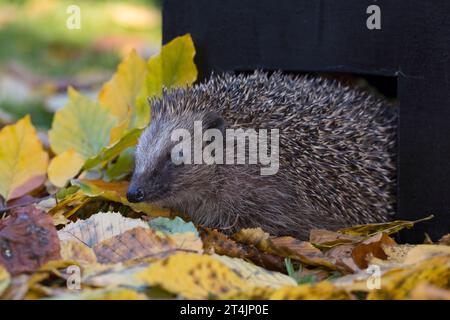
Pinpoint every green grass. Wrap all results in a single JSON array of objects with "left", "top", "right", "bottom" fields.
[
  {"left": 0, "top": 0, "right": 161, "bottom": 126},
  {"left": 284, "top": 257, "right": 317, "bottom": 285},
  {"left": 0, "top": 0, "right": 161, "bottom": 76}
]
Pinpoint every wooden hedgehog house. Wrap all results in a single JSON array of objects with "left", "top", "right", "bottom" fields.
[{"left": 163, "top": 0, "right": 450, "bottom": 243}]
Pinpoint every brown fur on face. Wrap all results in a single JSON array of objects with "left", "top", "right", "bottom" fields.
[{"left": 128, "top": 71, "right": 397, "bottom": 239}]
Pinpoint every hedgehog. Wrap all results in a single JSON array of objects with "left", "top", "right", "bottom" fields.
[{"left": 126, "top": 71, "right": 397, "bottom": 239}]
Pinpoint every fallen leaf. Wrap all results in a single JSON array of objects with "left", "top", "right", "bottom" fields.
[
  {"left": 367, "top": 255, "right": 450, "bottom": 300},
  {"left": 104, "top": 147, "right": 135, "bottom": 181},
  {"left": 94, "top": 227, "right": 178, "bottom": 264},
  {"left": 408, "top": 282, "right": 450, "bottom": 300},
  {"left": 137, "top": 252, "right": 260, "bottom": 299},
  {"left": 310, "top": 229, "right": 358, "bottom": 249},
  {"left": 150, "top": 217, "right": 203, "bottom": 253},
  {"left": 48, "top": 189, "right": 89, "bottom": 222},
  {"left": 0, "top": 274, "right": 28, "bottom": 300},
  {"left": 83, "top": 128, "right": 143, "bottom": 171},
  {"left": 351, "top": 233, "right": 397, "bottom": 269},
  {"left": 53, "top": 287, "right": 147, "bottom": 300},
  {"left": 0, "top": 265, "right": 10, "bottom": 296},
  {"left": 213, "top": 255, "right": 296, "bottom": 288},
  {"left": 149, "top": 216, "right": 198, "bottom": 236},
  {"left": 0, "top": 206, "right": 60, "bottom": 275},
  {"left": 72, "top": 179, "right": 171, "bottom": 217},
  {"left": 325, "top": 244, "right": 360, "bottom": 273},
  {"left": 233, "top": 228, "right": 338, "bottom": 270},
  {"left": 0, "top": 115, "right": 48, "bottom": 201},
  {"left": 438, "top": 234, "right": 450, "bottom": 246},
  {"left": 99, "top": 49, "right": 148, "bottom": 135},
  {"left": 48, "top": 87, "right": 117, "bottom": 160},
  {"left": 200, "top": 227, "right": 286, "bottom": 272},
  {"left": 48, "top": 149, "right": 84, "bottom": 187},
  {"left": 82, "top": 263, "right": 150, "bottom": 290},
  {"left": 58, "top": 211, "right": 149, "bottom": 246},
  {"left": 268, "top": 282, "right": 352, "bottom": 300},
  {"left": 59, "top": 241, "right": 97, "bottom": 265},
  {"left": 145, "top": 34, "right": 197, "bottom": 98},
  {"left": 338, "top": 215, "right": 434, "bottom": 238}
]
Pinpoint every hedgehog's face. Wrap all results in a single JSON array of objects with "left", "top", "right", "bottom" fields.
[{"left": 127, "top": 108, "right": 225, "bottom": 204}]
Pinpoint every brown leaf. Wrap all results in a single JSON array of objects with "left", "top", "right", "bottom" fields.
[
  {"left": 199, "top": 227, "right": 286, "bottom": 272},
  {"left": 58, "top": 211, "right": 149, "bottom": 246},
  {"left": 438, "top": 234, "right": 450, "bottom": 246},
  {"left": 309, "top": 229, "right": 358, "bottom": 249},
  {"left": 93, "top": 227, "right": 177, "bottom": 264},
  {"left": 325, "top": 244, "right": 360, "bottom": 273},
  {"left": 351, "top": 233, "right": 396, "bottom": 269},
  {"left": 0, "top": 206, "right": 60, "bottom": 275},
  {"left": 233, "top": 228, "right": 338, "bottom": 270}
]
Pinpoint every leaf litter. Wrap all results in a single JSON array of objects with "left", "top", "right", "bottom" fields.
[{"left": 0, "top": 34, "right": 448, "bottom": 300}]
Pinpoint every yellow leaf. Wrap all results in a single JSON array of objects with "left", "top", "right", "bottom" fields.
[
  {"left": 269, "top": 282, "right": 352, "bottom": 300},
  {"left": 212, "top": 255, "right": 296, "bottom": 288},
  {"left": 368, "top": 255, "right": 450, "bottom": 300},
  {"left": 137, "top": 252, "right": 255, "bottom": 299},
  {"left": 99, "top": 49, "right": 147, "bottom": 123},
  {"left": 0, "top": 115, "right": 48, "bottom": 201},
  {"left": 49, "top": 87, "right": 117, "bottom": 160},
  {"left": 338, "top": 215, "right": 434, "bottom": 238},
  {"left": 59, "top": 241, "right": 97, "bottom": 265},
  {"left": 55, "top": 287, "right": 147, "bottom": 300},
  {"left": 146, "top": 34, "right": 197, "bottom": 98},
  {"left": 72, "top": 179, "right": 171, "bottom": 217},
  {"left": 99, "top": 49, "right": 148, "bottom": 140},
  {"left": 0, "top": 265, "right": 10, "bottom": 296},
  {"left": 48, "top": 149, "right": 84, "bottom": 187}
]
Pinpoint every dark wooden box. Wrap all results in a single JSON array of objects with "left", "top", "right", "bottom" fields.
[{"left": 163, "top": 0, "right": 450, "bottom": 242}]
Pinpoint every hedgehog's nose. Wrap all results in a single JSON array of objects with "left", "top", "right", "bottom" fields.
[{"left": 126, "top": 187, "right": 145, "bottom": 203}]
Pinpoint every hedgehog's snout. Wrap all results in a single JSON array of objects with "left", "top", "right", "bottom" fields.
[{"left": 126, "top": 185, "right": 145, "bottom": 203}]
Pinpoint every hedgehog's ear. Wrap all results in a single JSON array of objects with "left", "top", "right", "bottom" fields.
[{"left": 203, "top": 111, "right": 226, "bottom": 133}]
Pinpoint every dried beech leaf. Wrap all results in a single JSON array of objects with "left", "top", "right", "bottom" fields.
[
  {"left": 438, "top": 234, "right": 450, "bottom": 246},
  {"left": 351, "top": 233, "right": 397, "bottom": 269},
  {"left": 93, "top": 227, "right": 176, "bottom": 264},
  {"left": 324, "top": 244, "right": 360, "bottom": 273},
  {"left": 337, "top": 215, "right": 433, "bottom": 238},
  {"left": 0, "top": 206, "right": 60, "bottom": 275},
  {"left": 58, "top": 211, "right": 149, "bottom": 246},
  {"left": 200, "top": 227, "right": 286, "bottom": 272},
  {"left": 309, "top": 229, "right": 358, "bottom": 249},
  {"left": 233, "top": 228, "right": 338, "bottom": 270}
]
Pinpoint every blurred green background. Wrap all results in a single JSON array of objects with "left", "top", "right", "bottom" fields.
[{"left": 0, "top": 0, "right": 161, "bottom": 129}]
